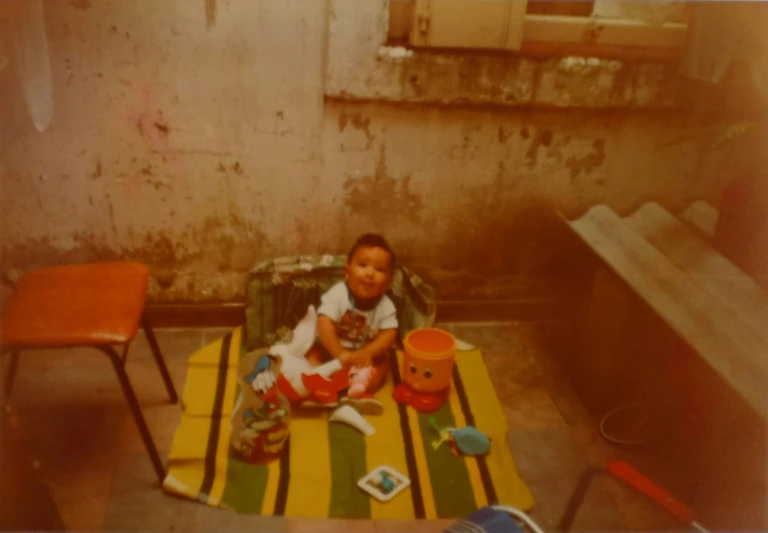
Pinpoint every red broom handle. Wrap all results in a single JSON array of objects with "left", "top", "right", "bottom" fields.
[{"left": 606, "top": 460, "right": 696, "bottom": 523}]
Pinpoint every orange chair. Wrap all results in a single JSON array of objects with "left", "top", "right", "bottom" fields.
[{"left": 0, "top": 262, "right": 177, "bottom": 485}]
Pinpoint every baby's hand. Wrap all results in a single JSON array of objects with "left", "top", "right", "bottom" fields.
[
  {"left": 337, "top": 350, "right": 354, "bottom": 368},
  {"left": 348, "top": 350, "right": 372, "bottom": 368}
]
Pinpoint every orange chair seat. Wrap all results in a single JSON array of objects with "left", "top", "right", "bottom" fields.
[{"left": 1, "top": 262, "right": 149, "bottom": 347}]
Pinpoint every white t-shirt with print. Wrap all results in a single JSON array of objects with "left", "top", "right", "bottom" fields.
[{"left": 317, "top": 281, "right": 398, "bottom": 350}]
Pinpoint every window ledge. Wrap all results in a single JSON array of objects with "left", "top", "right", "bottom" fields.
[
  {"left": 328, "top": 44, "right": 683, "bottom": 109},
  {"left": 325, "top": 0, "right": 688, "bottom": 109}
]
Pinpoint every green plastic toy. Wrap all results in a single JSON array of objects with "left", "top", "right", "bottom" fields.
[{"left": 429, "top": 417, "right": 491, "bottom": 456}]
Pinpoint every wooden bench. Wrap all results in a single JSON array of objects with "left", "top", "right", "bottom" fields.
[{"left": 562, "top": 201, "right": 768, "bottom": 423}]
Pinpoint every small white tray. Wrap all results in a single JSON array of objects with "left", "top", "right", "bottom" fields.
[{"left": 357, "top": 465, "right": 411, "bottom": 502}]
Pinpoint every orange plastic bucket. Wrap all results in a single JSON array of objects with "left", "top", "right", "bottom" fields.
[{"left": 403, "top": 328, "right": 456, "bottom": 393}]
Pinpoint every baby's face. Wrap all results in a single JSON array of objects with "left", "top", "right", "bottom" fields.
[{"left": 345, "top": 245, "right": 393, "bottom": 303}]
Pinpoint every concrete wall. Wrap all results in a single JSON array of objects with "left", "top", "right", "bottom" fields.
[{"left": 0, "top": 0, "right": 758, "bottom": 303}]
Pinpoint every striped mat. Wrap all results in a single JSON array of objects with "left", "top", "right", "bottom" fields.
[{"left": 163, "top": 327, "right": 534, "bottom": 518}]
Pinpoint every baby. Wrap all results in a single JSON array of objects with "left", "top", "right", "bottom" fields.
[{"left": 304, "top": 233, "right": 398, "bottom": 402}]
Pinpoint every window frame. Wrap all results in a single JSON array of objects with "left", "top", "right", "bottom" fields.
[{"left": 389, "top": 0, "right": 689, "bottom": 61}]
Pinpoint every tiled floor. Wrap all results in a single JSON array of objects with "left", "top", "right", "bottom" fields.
[{"left": 4, "top": 322, "right": 685, "bottom": 532}]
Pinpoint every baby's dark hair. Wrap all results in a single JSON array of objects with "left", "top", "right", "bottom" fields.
[{"left": 347, "top": 233, "right": 396, "bottom": 270}]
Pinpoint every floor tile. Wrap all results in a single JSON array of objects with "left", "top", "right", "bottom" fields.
[
  {"left": 48, "top": 462, "right": 116, "bottom": 532},
  {"left": 203, "top": 327, "right": 237, "bottom": 345},
  {"left": 117, "top": 402, "right": 183, "bottom": 454},
  {"left": 284, "top": 517, "right": 376, "bottom": 533},
  {"left": 500, "top": 386, "right": 567, "bottom": 431},
  {"left": 10, "top": 350, "right": 130, "bottom": 411},
  {"left": 109, "top": 449, "right": 172, "bottom": 499},
  {"left": 700, "top": 501, "right": 768, "bottom": 532},
  {"left": 12, "top": 404, "right": 125, "bottom": 476},
  {"left": 373, "top": 518, "right": 455, "bottom": 532},
  {"left": 506, "top": 427, "right": 588, "bottom": 483},
  {"left": 608, "top": 479, "right": 684, "bottom": 532},
  {"left": 131, "top": 329, "right": 206, "bottom": 363},
  {"left": 438, "top": 322, "right": 526, "bottom": 355},
  {"left": 224, "top": 512, "right": 286, "bottom": 533},
  {"left": 534, "top": 355, "right": 595, "bottom": 426},
  {"left": 23, "top": 396, "right": 122, "bottom": 530},
  {"left": 566, "top": 424, "right": 618, "bottom": 466},
  {"left": 121, "top": 358, "right": 185, "bottom": 407},
  {"left": 128, "top": 330, "right": 204, "bottom": 374},
  {"left": 483, "top": 351, "right": 540, "bottom": 390},
  {"left": 0, "top": 408, "right": 65, "bottom": 531},
  {"left": 123, "top": 328, "right": 204, "bottom": 405},
  {"left": 525, "top": 474, "right": 628, "bottom": 532},
  {"left": 104, "top": 453, "right": 203, "bottom": 531}
]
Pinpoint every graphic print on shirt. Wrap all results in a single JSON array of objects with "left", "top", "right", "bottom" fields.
[{"left": 336, "top": 309, "right": 370, "bottom": 346}]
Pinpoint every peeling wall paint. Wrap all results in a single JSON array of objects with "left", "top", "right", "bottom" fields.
[
  {"left": 0, "top": 0, "right": 760, "bottom": 303},
  {"left": 0, "top": 0, "right": 326, "bottom": 302},
  {"left": 320, "top": 101, "right": 748, "bottom": 298}
]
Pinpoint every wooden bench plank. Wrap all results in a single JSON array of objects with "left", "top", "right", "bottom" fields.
[
  {"left": 626, "top": 202, "right": 768, "bottom": 348},
  {"left": 679, "top": 200, "right": 719, "bottom": 239},
  {"left": 565, "top": 205, "right": 768, "bottom": 421},
  {"left": 582, "top": 206, "right": 768, "bottom": 382}
]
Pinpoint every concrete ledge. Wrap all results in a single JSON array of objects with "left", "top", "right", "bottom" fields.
[{"left": 326, "top": 0, "right": 684, "bottom": 109}]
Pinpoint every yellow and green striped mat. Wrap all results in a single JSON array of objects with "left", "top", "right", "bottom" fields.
[{"left": 163, "top": 327, "right": 534, "bottom": 518}]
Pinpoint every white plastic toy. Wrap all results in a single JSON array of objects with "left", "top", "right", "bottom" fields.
[
  {"left": 269, "top": 305, "right": 343, "bottom": 399},
  {"left": 357, "top": 466, "right": 411, "bottom": 502},
  {"left": 329, "top": 404, "right": 376, "bottom": 436}
]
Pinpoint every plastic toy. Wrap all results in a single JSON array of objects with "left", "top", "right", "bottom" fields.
[
  {"left": 329, "top": 404, "right": 376, "bottom": 436},
  {"left": 231, "top": 353, "right": 291, "bottom": 464},
  {"left": 393, "top": 328, "right": 456, "bottom": 412},
  {"left": 429, "top": 417, "right": 491, "bottom": 456},
  {"left": 379, "top": 471, "right": 395, "bottom": 493},
  {"left": 269, "top": 305, "right": 383, "bottom": 410},
  {"left": 358, "top": 466, "right": 411, "bottom": 502},
  {"left": 348, "top": 365, "right": 375, "bottom": 398},
  {"left": 392, "top": 383, "right": 449, "bottom": 412},
  {"left": 270, "top": 305, "right": 351, "bottom": 406}
]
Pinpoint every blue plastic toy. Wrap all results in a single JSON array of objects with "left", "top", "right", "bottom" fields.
[
  {"left": 380, "top": 471, "right": 395, "bottom": 493},
  {"left": 429, "top": 417, "right": 491, "bottom": 456}
]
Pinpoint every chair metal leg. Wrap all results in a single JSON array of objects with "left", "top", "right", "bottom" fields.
[
  {"left": 97, "top": 345, "right": 166, "bottom": 486},
  {"left": 559, "top": 462, "right": 707, "bottom": 532},
  {"left": 557, "top": 467, "right": 604, "bottom": 531},
  {"left": 2, "top": 349, "right": 20, "bottom": 402},
  {"left": 141, "top": 314, "right": 178, "bottom": 403}
]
